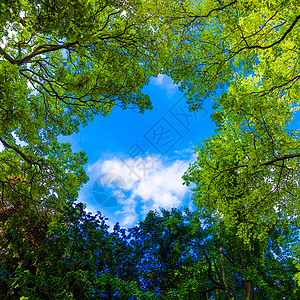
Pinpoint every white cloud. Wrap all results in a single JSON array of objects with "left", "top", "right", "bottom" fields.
[
  {"left": 130, "top": 159, "right": 188, "bottom": 213},
  {"left": 80, "top": 153, "right": 193, "bottom": 228},
  {"left": 151, "top": 74, "right": 178, "bottom": 95},
  {"left": 174, "top": 144, "right": 198, "bottom": 158},
  {"left": 0, "top": 132, "right": 28, "bottom": 152},
  {"left": 152, "top": 74, "right": 165, "bottom": 85},
  {"left": 120, "top": 10, "right": 127, "bottom": 17},
  {"left": 12, "top": 132, "right": 28, "bottom": 147}
]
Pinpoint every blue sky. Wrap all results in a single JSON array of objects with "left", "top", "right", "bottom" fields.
[{"left": 59, "top": 74, "right": 216, "bottom": 228}]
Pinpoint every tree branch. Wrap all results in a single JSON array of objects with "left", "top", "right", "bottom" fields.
[
  {"left": 203, "top": 250, "right": 223, "bottom": 287},
  {"left": 221, "top": 153, "right": 300, "bottom": 172},
  {"left": 0, "top": 137, "right": 40, "bottom": 167},
  {"left": 261, "top": 153, "right": 300, "bottom": 166},
  {"left": 0, "top": 42, "right": 79, "bottom": 66},
  {"left": 16, "top": 42, "right": 79, "bottom": 65},
  {"left": 234, "top": 15, "right": 300, "bottom": 53},
  {"left": 0, "top": 48, "right": 16, "bottom": 64},
  {"left": 195, "top": 0, "right": 237, "bottom": 19}
]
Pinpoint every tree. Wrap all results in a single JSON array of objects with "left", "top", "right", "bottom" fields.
[
  {"left": 0, "top": 0, "right": 171, "bottom": 212},
  {"left": 129, "top": 207, "right": 300, "bottom": 299},
  {"left": 183, "top": 81, "right": 300, "bottom": 241},
  {"left": 168, "top": 0, "right": 299, "bottom": 111},
  {"left": 128, "top": 208, "right": 197, "bottom": 298},
  {"left": 0, "top": 201, "right": 155, "bottom": 299},
  {"left": 1, "top": 201, "right": 299, "bottom": 299},
  {"left": 163, "top": 0, "right": 300, "bottom": 241}
]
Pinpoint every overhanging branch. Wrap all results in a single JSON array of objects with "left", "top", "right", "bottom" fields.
[
  {"left": 0, "top": 137, "right": 41, "bottom": 167},
  {"left": 0, "top": 42, "right": 78, "bottom": 66},
  {"left": 234, "top": 15, "right": 300, "bottom": 53}
]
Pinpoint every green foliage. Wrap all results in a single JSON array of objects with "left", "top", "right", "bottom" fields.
[
  {"left": 0, "top": 201, "right": 155, "bottom": 299},
  {"left": 168, "top": 0, "right": 300, "bottom": 286},
  {"left": 170, "top": 0, "right": 300, "bottom": 241},
  {"left": 1, "top": 0, "right": 300, "bottom": 297},
  {"left": 0, "top": 0, "right": 170, "bottom": 212},
  {"left": 129, "top": 208, "right": 300, "bottom": 299},
  {"left": 168, "top": 0, "right": 300, "bottom": 111},
  {"left": 128, "top": 207, "right": 197, "bottom": 296},
  {"left": 1, "top": 201, "right": 299, "bottom": 299}
]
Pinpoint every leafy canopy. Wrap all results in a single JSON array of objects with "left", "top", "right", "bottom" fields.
[
  {"left": 0, "top": 0, "right": 171, "bottom": 212},
  {"left": 168, "top": 0, "right": 300, "bottom": 242}
]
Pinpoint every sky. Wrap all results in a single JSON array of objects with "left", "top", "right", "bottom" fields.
[
  {"left": 58, "top": 74, "right": 216, "bottom": 229},
  {"left": 0, "top": 15, "right": 216, "bottom": 229},
  {"left": 0, "top": 27, "right": 216, "bottom": 229}
]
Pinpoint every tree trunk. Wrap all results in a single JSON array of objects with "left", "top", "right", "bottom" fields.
[
  {"left": 221, "top": 247, "right": 233, "bottom": 300},
  {"left": 240, "top": 253, "right": 254, "bottom": 300}
]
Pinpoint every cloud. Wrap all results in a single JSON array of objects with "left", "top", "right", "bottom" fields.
[
  {"left": 80, "top": 153, "right": 194, "bottom": 228},
  {"left": 12, "top": 132, "right": 28, "bottom": 147},
  {"left": 129, "top": 159, "right": 188, "bottom": 213},
  {"left": 0, "top": 132, "right": 28, "bottom": 152},
  {"left": 174, "top": 144, "right": 198, "bottom": 158},
  {"left": 151, "top": 74, "right": 178, "bottom": 95}
]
